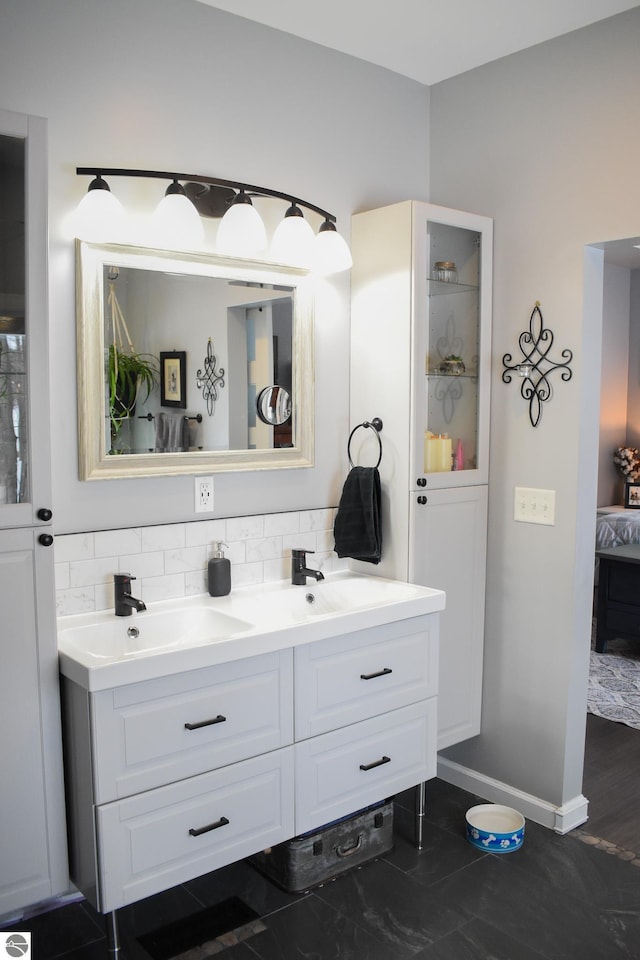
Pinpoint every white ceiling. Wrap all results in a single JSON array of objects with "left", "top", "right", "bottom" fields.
[
  {"left": 194, "top": 0, "right": 640, "bottom": 86},
  {"left": 196, "top": 0, "right": 640, "bottom": 269}
]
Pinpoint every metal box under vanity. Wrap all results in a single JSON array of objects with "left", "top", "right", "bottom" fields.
[{"left": 249, "top": 800, "right": 394, "bottom": 893}]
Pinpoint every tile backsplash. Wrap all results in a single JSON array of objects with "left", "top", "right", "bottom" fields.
[{"left": 55, "top": 508, "right": 344, "bottom": 617}]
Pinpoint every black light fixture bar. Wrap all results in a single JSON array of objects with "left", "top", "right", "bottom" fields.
[{"left": 76, "top": 167, "right": 336, "bottom": 223}]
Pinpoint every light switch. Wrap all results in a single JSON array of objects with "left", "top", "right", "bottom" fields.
[{"left": 514, "top": 487, "right": 556, "bottom": 525}]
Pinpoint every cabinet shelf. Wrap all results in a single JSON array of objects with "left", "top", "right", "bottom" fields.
[
  {"left": 426, "top": 371, "right": 478, "bottom": 380},
  {"left": 427, "top": 279, "right": 478, "bottom": 296}
]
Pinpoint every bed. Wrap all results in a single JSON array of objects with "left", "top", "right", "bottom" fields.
[{"left": 596, "top": 506, "right": 640, "bottom": 549}]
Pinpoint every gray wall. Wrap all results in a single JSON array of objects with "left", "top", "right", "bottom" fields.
[
  {"left": 628, "top": 272, "right": 640, "bottom": 451},
  {"left": 0, "top": 0, "right": 429, "bottom": 533},
  {"left": 430, "top": 7, "right": 640, "bottom": 807},
  {"left": 598, "top": 264, "right": 630, "bottom": 507}
]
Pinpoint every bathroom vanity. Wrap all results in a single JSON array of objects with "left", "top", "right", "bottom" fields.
[{"left": 58, "top": 572, "right": 444, "bottom": 915}]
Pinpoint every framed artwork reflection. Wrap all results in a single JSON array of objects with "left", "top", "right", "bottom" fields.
[
  {"left": 624, "top": 482, "right": 640, "bottom": 509},
  {"left": 160, "top": 351, "right": 187, "bottom": 408}
]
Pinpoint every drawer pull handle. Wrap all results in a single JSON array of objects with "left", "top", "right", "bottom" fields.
[
  {"left": 360, "top": 667, "right": 392, "bottom": 680},
  {"left": 336, "top": 833, "right": 364, "bottom": 858},
  {"left": 184, "top": 715, "right": 226, "bottom": 730},
  {"left": 189, "top": 816, "right": 230, "bottom": 837},
  {"left": 360, "top": 755, "right": 391, "bottom": 772}
]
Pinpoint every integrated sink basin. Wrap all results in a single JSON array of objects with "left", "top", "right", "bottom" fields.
[
  {"left": 289, "top": 576, "right": 420, "bottom": 617},
  {"left": 57, "top": 571, "right": 446, "bottom": 691},
  {"left": 60, "top": 604, "right": 253, "bottom": 660}
]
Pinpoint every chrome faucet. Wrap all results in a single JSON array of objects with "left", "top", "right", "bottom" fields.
[
  {"left": 291, "top": 549, "right": 325, "bottom": 586},
  {"left": 114, "top": 573, "right": 147, "bottom": 617}
]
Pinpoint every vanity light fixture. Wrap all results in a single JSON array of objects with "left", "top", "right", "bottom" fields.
[
  {"left": 215, "top": 187, "right": 267, "bottom": 256},
  {"left": 314, "top": 218, "right": 354, "bottom": 276},
  {"left": 75, "top": 167, "right": 352, "bottom": 273},
  {"left": 270, "top": 202, "right": 316, "bottom": 267},
  {"left": 150, "top": 178, "right": 205, "bottom": 248},
  {"left": 73, "top": 174, "right": 125, "bottom": 243}
]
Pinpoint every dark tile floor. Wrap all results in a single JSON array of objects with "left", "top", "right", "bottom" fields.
[{"left": 3, "top": 777, "right": 640, "bottom": 960}]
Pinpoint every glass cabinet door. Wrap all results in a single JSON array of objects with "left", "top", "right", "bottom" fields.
[
  {"left": 0, "top": 111, "right": 51, "bottom": 528},
  {"left": 0, "top": 134, "right": 28, "bottom": 506},
  {"left": 413, "top": 207, "right": 492, "bottom": 488}
]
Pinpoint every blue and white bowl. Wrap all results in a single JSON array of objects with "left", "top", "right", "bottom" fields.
[{"left": 465, "top": 804, "right": 525, "bottom": 853}]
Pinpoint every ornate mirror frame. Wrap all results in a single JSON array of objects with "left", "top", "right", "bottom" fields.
[{"left": 76, "top": 240, "right": 314, "bottom": 480}]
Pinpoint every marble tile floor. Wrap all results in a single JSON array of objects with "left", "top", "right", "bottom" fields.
[{"left": 3, "top": 778, "right": 640, "bottom": 960}]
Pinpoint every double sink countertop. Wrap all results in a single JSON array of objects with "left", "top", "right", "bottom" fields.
[{"left": 57, "top": 570, "right": 446, "bottom": 691}]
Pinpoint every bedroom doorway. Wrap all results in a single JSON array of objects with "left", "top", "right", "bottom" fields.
[{"left": 583, "top": 235, "right": 640, "bottom": 857}]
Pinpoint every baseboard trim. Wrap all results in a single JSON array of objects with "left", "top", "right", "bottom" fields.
[{"left": 437, "top": 757, "right": 589, "bottom": 834}]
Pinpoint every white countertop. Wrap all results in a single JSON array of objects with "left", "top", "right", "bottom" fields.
[{"left": 57, "top": 571, "right": 446, "bottom": 691}]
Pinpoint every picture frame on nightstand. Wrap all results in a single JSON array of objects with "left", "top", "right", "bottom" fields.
[{"left": 624, "top": 482, "right": 640, "bottom": 508}]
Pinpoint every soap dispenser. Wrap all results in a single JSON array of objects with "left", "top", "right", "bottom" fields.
[{"left": 208, "top": 541, "right": 231, "bottom": 597}]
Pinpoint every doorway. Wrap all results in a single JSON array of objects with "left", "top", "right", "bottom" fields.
[{"left": 583, "top": 235, "right": 640, "bottom": 857}]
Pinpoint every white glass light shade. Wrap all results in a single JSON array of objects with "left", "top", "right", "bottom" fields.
[
  {"left": 313, "top": 223, "right": 353, "bottom": 275},
  {"left": 270, "top": 211, "right": 315, "bottom": 267},
  {"left": 73, "top": 187, "right": 125, "bottom": 242},
  {"left": 217, "top": 200, "right": 267, "bottom": 257},
  {"left": 150, "top": 192, "right": 204, "bottom": 249}
]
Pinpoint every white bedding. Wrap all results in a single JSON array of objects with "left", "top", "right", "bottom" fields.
[{"left": 596, "top": 509, "right": 640, "bottom": 550}]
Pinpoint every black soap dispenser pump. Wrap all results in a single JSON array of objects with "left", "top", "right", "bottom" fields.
[{"left": 208, "top": 541, "right": 231, "bottom": 597}]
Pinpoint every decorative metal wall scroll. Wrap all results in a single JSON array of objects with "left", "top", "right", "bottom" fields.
[
  {"left": 502, "top": 301, "right": 573, "bottom": 427},
  {"left": 196, "top": 338, "right": 225, "bottom": 416},
  {"left": 428, "top": 316, "right": 472, "bottom": 423},
  {"left": 433, "top": 377, "right": 464, "bottom": 425}
]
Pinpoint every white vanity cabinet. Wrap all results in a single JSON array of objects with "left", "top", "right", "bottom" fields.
[
  {"left": 61, "top": 612, "right": 439, "bottom": 914},
  {"left": 62, "top": 650, "right": 295, "bottom": 913},
  {"left": 350, "top": 200, "right": 492, "bottom": 750},
  {"left": 294, "top": 617, "right": 438, "bottom": 832}
]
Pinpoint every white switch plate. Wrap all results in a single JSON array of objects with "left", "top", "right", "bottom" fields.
[
  {"left": 514, "top": 486, "right": 556, "bottom": 525},
  {"left": 195, "top": 476, "right": 214, "bottom": 513}
]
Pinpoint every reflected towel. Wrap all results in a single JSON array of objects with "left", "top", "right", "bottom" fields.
[
  {"left": 155, "top": 411, "right": 189, "bottom": 452},
  {"left": 333, "top": 466, "right": 382, "bottom": 564}
]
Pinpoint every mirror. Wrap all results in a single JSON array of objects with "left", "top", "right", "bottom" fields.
[
  {"left": 76, "top": 241, "right": 314, "bottom": 479},
  {"left": 256, "top": 386, "right": 292, "bottom": 425}
]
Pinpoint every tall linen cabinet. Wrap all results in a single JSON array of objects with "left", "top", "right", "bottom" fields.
[
  {"left": 349, "top": 201, "right": 492, "bottom": 750},
  {"left": 0, "top": 109, "right": 68, "bottom": 917}
]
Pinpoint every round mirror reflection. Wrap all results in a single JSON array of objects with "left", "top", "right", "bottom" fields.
[{"left": 256, "top": 385, "right": 292, "bottom": 425}]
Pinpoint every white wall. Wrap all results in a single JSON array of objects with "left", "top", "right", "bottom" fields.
[
  {"left": 0, "top": 0, "right": 430, "bottom": 534},
  {"left": 598, "top": 263, "right": 630, "bottom": 506},
  {"left": 430, "top": 7, "right": 640, "bottom": 809}
]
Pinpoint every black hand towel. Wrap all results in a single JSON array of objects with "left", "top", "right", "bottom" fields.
[{"left": 333, "top": 466, "right": 382, "bottom": 563}]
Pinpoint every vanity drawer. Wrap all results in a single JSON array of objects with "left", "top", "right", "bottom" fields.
[
  {"left": 294, "top": 617, "right": 438, "bottom": 739},
  {"left": 96, "top": 747, "right": 294, "bottom": 913},
  {"left": 91, "top": 650, "right": 293, "bottom": 803},
  {"left": 294, "top": 698, "right": 437, "bottom": 834}
]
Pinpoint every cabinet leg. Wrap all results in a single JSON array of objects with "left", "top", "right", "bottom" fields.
[
  {"left": 415, "top": 781, "right": 427, "bottom": 850},
  {"left": 105, "top": 911, "right": 121, "bottom": 958}
]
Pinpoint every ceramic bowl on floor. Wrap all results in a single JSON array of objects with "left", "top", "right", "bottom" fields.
[{"left": 465, "top": 804, "right": 525, "bottom": 853}]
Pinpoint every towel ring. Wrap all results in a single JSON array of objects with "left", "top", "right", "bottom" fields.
[{"left": 348, "top": 418, "right": 383, "bottom": 469}]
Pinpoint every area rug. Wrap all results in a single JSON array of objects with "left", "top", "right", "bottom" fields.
[{"left": 588, "top": 632, "right": 640, "bottom": 730}]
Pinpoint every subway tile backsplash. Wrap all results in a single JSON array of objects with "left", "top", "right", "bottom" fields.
[{"left": 55, "top": 508, "right": 344, "bottom": 617}]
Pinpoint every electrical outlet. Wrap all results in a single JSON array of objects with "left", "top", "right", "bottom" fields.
[
  {"left": 514, "top": 486, "right": 556, "bottom": 525},
  {"left": 194, "top": 476, "right": 214, "bottom": 513}
]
